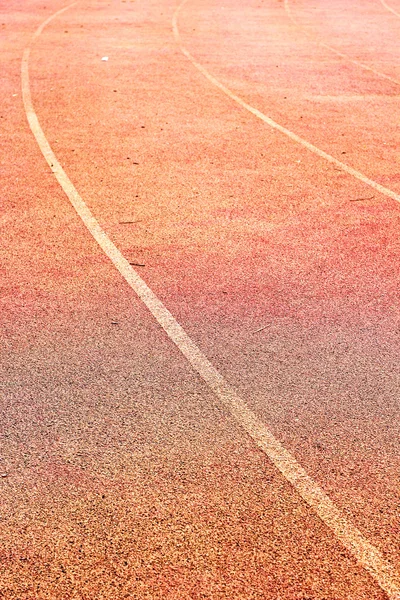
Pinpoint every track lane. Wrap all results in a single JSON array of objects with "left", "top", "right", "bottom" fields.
[
  {"left": 173, "top": 0, "right": 400, "bottom": 206},
  {"left": 21, "top": 1, "right": 400, "bottom": 596},
  {"left": 4, "top": 4, "right": 380, "bottom": 598},
  {"left": 284, "top": 0, "right": 400, "bottom": 85},
  {"left": 25, "top": 0, "right": 400, "bottom": 572},
  {"left": 174, "top": 0, "right": 400, "bottom": 189},
  {"left": 1, "top": 0, "right": 398, "bottom": 596},
  {"left": 170, "top": 1, "right": 400, "bottom": 571},
  {"left": 284, "top": 0, "right": 400, "bottom": 87}
]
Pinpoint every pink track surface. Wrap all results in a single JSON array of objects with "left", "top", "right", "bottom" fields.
[{"left": 1, "top": 0, "right": 399, "bottom": 598}]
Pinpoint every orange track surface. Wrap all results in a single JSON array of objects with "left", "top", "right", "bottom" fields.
[{"left": 1, "top": 0, "right": 399, "bottom": 598}]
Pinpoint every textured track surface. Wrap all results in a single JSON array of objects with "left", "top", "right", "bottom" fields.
[{"left": 1, "top": 0, "right": 399, "bottom": 598}]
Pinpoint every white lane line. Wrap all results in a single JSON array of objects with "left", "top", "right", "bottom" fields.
[
  {"left": 173, "top": 1, "right": 400, "bottom": 208},
  {"left": 284, "top": 0, "right": 400, "bottom": 88},
  {"left": 22, "top": 3, "right": 400, "bottom": 599},
  {"left": 380, "top": 0, "right": 400, "bottom": 19}
]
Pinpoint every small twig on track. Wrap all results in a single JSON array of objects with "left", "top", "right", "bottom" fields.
[{"left": 350, "top": 195, "right": 375, "bottom": 202}]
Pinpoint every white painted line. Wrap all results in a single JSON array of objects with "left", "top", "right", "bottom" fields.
[
  {"left": 380, "top": 0, "right": 400, "bottom": 19},
  {"left": 22, "top": 3, "right": 400, "bottom": 599},
  {"left": 284, "top": 0, "right": 400, "bottom": 87}
]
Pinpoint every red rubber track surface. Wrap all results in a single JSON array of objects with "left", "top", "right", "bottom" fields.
[{"left": 1, "top": 0, "right": 399, "bottom": 598}]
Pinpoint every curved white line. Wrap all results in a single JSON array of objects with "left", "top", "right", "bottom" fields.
[
  {"left": 380, "top": 0, "right": 400, "bottom": 19},
  {"left": 22, "top": 2, "right": 400, "bottom": 599},
  {"left": 284, "top": 0, "right": 400, "bottom": 88}
]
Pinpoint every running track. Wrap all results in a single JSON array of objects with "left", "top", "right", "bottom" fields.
[{"left": 1, "top": 0, "right": 400, "bottom": 598}]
